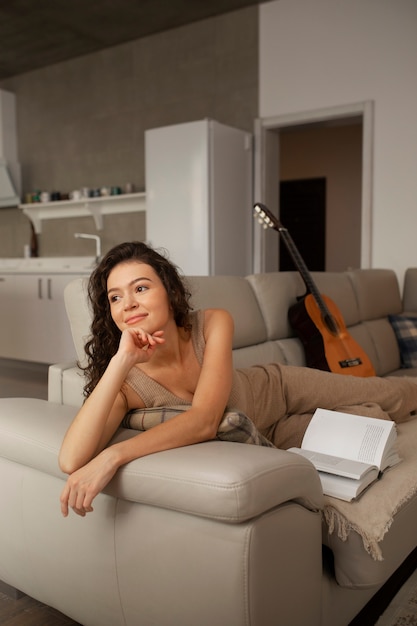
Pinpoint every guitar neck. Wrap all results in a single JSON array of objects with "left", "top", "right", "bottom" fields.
[
  {"left": 278, "top": 226, "right": 336, "bottom": 329},
  {"left": 253, "top": 203, "right": 338, "bottom": 333},
  {"left": 277, "top": 226, "right": 313, "bottom": 292}
]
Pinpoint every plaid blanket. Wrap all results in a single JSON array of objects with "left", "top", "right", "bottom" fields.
[{"left": 122, "top": 405, "right": 275, "bottom": 448}]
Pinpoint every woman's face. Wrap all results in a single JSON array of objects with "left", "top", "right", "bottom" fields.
[{"left": 107, "top": 261, "right": 172, "bottom": 333}]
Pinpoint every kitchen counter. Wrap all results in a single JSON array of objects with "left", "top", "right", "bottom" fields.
[{"left": 0, "top": 257, "right": 96, "bottom": 274}]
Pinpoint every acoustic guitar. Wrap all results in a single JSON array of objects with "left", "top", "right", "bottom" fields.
[{"left": 253, "top": 202, "right": 375, "bottom": 377}]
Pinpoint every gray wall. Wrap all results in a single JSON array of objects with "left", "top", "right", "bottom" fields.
[{"left": 0, "top": 6, "right": 258, "bottom": 257}]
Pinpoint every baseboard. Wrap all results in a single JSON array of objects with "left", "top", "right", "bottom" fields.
[{"left": 0, "top": 579, "right": 26, "bottom": 600}]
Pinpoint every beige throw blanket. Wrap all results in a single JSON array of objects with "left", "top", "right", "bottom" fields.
[{"left": 323, "top": 418, "right": 417, "bottom": 560}]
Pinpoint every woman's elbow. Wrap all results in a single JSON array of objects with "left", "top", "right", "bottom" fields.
[
  {"left": 58, "top": 455, "right": 73, "bottom": 475},
  {"left": 58, "top": 448, "right": 81, "bottom": 475},
  {"left": 199, "top": 416, "right": 221, "bottom": 442}
]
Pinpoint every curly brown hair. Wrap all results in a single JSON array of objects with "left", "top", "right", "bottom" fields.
[{"left": 82, "top": 241, "right": 192, "bottom": 398}]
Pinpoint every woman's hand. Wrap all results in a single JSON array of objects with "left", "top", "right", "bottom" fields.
[
  {"left": 118, "top": 328, "right": 165, "bottom": 364},
  {"left": 60, "top": 447, "right": 120, "bottom": 517}
]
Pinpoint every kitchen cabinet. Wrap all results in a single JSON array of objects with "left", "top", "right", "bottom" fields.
[{"left": 0, "top": 271, "right": 88, "bottom": 363}]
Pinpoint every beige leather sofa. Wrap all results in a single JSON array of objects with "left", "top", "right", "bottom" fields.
[{"left": 1, "top": 268, "right": 417, "bottom": 626}]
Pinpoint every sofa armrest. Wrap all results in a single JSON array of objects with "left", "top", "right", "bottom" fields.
[
  {"left": 0, "top": 398, "right": 324, "bottom": 521},
  {"left": 48, "top": 362, "right": 76, "bottom": 403},
  {"left": 48, "top": 363, "right": 84, "bottom": 407},
  {"left": 0, "top": 398, "right": 324, "bottom": 626},
  {"left": 105, "top": 427, "right": 325, "bottom": 521}
]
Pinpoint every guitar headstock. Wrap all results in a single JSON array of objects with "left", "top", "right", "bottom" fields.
[{"left": 253, "top": 203, "right": 281, "bottom": 232}]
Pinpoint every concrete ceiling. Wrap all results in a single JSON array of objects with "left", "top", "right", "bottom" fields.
[{"left": 0, "top": 0, "right": 264, "bottom": 80}]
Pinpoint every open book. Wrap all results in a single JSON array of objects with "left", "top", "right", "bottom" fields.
[{"left": 288, "top": 408, "right": 401, "bottom": 502}]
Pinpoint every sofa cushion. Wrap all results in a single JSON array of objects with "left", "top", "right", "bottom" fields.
[
  {"left": 188, "top": 275, "right": 267, "bottom": 349},
  {"left": 362, "top": 319, "right": 402, "bottom": 376},
  {"left": 347, "top": 270, "right": 403, "bottom": 376},
  {"left": 389, "top": 314, "right": 417, "bottom": 368},
  {"left": 246, "top": 272, "right": 302, "bottom": 340},
  {"left": 348, "top": 269, "right": 403, "bottom": 321},
  {"left": 403, "top": 268, "right": 417, "bottom": 312},
  {"left": 232, "top": 341, "right": 288, "bottom": 369}
]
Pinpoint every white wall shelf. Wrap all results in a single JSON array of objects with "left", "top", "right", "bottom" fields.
[{"left": 19, "top": 192, "right": 146, "bottom": 233}]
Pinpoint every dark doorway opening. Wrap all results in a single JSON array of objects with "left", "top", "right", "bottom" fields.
[{"left": 279, "top": 177, "right": 326, "bottom": 272}]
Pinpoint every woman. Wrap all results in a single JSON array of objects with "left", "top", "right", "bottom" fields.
[{"left": 59, "top": 242, "right": 417, "bottom": 517}]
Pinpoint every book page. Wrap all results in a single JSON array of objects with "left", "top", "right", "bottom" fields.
[
  {"left": 288, "top": 447, "right": 378, "bottom": 480},
  {"left": 301, "top": 408, "right": 396, "bottom": 468}
]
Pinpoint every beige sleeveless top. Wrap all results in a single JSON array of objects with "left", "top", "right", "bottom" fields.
[
  {"left": 124, "top": 308, "right": 287, "bottom": 434},
  {"left": 124, "top": 310, "right": 205, "bottom": 407}
]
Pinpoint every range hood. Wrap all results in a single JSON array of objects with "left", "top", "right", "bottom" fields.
[
  {"left": 0, "top": 90, "right": 21, "bottom": 208},
  {"left": 0, "top": 159, "right": 20, "bottom": 208}
]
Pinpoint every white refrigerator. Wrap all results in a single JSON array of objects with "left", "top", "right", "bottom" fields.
[{"left": 145, "top": 119, "right": 253, "bottom": 276}]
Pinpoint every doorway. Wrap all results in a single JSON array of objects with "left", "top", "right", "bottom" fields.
[
  {"left": 279, "top": 177, "right": 326, "bottom": 272},
  {"left": 253, "top": 101, "right": 373, "bottom": 274}
]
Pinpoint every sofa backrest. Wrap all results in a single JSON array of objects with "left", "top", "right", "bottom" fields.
[
  {"left": 64, "top": 268, "right": 408, "bottom": 377},
  {"left": 188, "top": 268, "right": 405, "bottom": 375},
  {"left": 347, "top": 269, "right": 403, "bottom": 375},
  {"left": 403, "top": 268, "right": 417, "bottom": 312},
  {"left": 64, "top": 277, "right": 90, "bottom": 367}
]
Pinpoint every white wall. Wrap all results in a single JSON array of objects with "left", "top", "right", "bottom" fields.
[{"left": 259, "top": 0, "right": 417, "bottom": 284}]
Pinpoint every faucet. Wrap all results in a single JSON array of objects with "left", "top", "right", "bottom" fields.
[{"left": 74, "top": 233, "right": 102, "bottom": 263}]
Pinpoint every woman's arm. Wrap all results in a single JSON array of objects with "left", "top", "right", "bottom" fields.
[
  {"left": 110, "top": 308, "right": 235, "bottom": 457},
  {"left": 60, "top": 308, "right": 234, "bottom": 517},
  {"left": 188, "top": 307, "right": 235, "bottom": 433},
  {"left": 58, "top": 327, "right": 165, "bottom": 474}
]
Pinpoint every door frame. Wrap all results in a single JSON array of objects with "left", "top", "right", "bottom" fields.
[{"left": 253, "top": 101, "right": 374, "bottom": 273}]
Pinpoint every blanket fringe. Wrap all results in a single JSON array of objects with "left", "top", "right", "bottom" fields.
[
  {"left": 323, "top": 506, "right": 389, "bottom": 561},
  {"left": 323, "top": 477, "right": 417, "bottom": 562}
]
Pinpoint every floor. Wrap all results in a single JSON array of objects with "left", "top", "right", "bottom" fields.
[
  {"left": 0, "top": 567, "right": 415, "bottom": 626},
  {"left": 375, "top": 566, "right": 417, "bottom": 626},
  {"left": 0, "top": 588, "right": 80, "bottom": 625},
  {"left": 0, "top": 358, "right": 49, "bottom": 400}
]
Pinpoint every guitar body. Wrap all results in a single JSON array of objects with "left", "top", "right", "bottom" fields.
[{"left": 289, "top": 293, "right": 376, "bottom": 377}]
